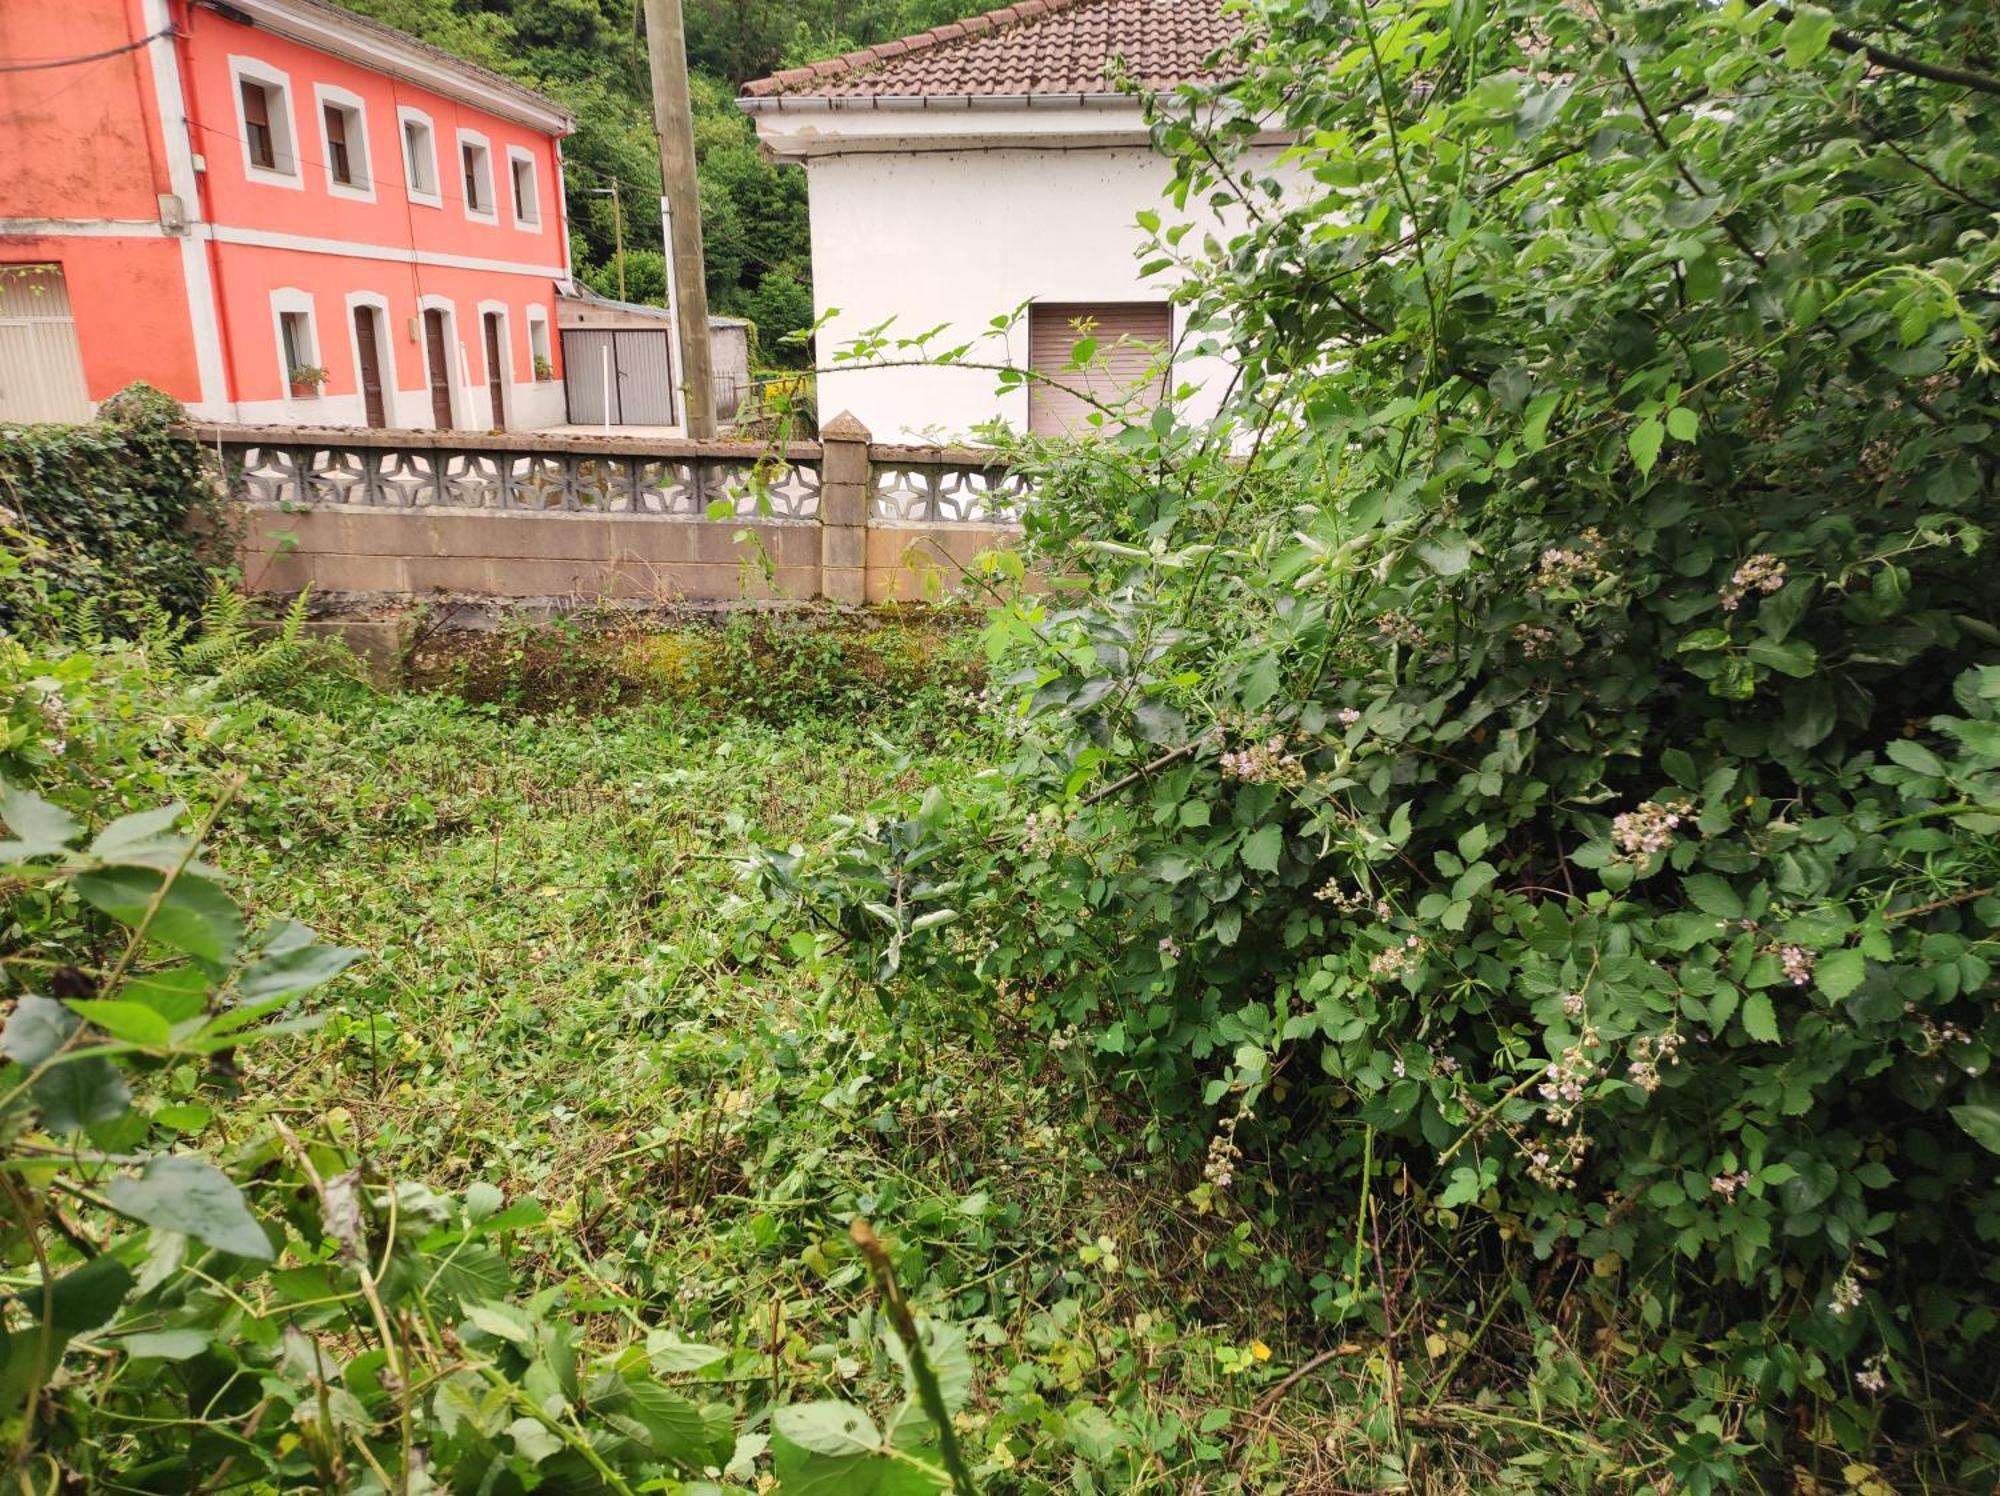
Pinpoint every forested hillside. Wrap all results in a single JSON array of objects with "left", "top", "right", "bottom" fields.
[{"left": 341, "top": 0, "right": 982, "bottom": 361}]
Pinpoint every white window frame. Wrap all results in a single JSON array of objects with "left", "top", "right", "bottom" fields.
[
  {"left": 416, "top": 294, "right": 463, "bottom": 428},
  {"left": 269, "top": 288, "right": 321, "bottom": 402},
  {"left": 313, "top": 84, "right": 373, "bottom": 202},
  {"left": 506, "top": 146, "right": 541, "bottom": 230},
  {"left": 525, "top": 305, "right": 553, "bottom": 380},
  {"left": 229, "top": 56, "right": 303, "bottom": 190},
  {"left": 398, "top": 106, "right": 441, "bottom": 208},
  {"left": 344, "top": 291, "right": 398, "bottom": 425},
  {"left": 456, "top": 129, "right": 497, "bottom": 224}
]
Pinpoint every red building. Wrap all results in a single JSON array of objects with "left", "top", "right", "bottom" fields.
[{"left": 0, "top": 0, "right": 573, "bottom": 429}]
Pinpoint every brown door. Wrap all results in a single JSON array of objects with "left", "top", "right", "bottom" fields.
[
  {"left": 423, "top": 308, "right": 453, "bottom": 430},
  {"left": 353, "top": 306, "right": 387, "bottom": 428},
  {"left": 482, "top": 312, "right": 506, "bottom": 431},
  {"left": 1027, "top": 302, "right": 1171, "bottom": 436}
]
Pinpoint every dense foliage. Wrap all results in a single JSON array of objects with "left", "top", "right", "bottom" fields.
[
  {"left": 0, "top": 386, "right": 221, "bottom": 628},
  {"left": 768, "top": 0, "right": 2000, "bottom": 1485}
]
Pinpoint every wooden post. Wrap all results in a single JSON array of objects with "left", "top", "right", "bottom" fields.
[
  {"left": 642, "top": 0, "right": 716, "bottom": 438},
  {"left": 818, "top": 411, "right": 869, "bottom": 604}
]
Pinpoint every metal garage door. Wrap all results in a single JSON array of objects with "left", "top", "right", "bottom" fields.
[
  {"left": 0, "top": 266, "right": 92, "bottom": 425},
  {"left": 1027, "top": 301, "right": 1170, "bottom": 436},
  {"left": 562, "top": 328, "right": 675, "bottom": 426}
]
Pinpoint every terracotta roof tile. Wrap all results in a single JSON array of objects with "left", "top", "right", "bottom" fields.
[{"left": 740, "top": 0, "right": 1238, "bottom": 99}]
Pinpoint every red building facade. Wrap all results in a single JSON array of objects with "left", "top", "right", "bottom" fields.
[{"left": 1, "top": 0, "right": 573, "bottom": 429}]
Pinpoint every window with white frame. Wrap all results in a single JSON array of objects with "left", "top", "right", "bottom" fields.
[
  {"left": 458, "top": 131, "right": 495, "bottom": 221},
  {"left": 230, "top": 58, "right": 300, "bottom": 186},
  {"left": 399, "top": 108, "right": 440, "bottom": 206},
  {"left": 526, "top": 307, "right": 553, "bottom": 379},
  {"left": 271, "top": 291, "right": 322, "bottom": 398},
  {"left": 507, "top": 147, "right": 540, "bottom": 229},
  {"left": 315, "top": 86, "right": 372, "bottom": 199}
]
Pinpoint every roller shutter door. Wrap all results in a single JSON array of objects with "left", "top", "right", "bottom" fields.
[
  {"left": 1027, "top": 301, "right": 1169, "bottom": 436},
  {"left": 0, "top": 267, "right": 92, "bottom": 425}
]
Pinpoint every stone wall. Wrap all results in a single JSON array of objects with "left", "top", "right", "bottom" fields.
[{"left": 203, "top": 415, "right": 1027, "bottom": 608}]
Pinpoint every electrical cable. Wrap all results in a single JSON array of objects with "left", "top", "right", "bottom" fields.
[{"left": 0, "top": 28, "right": 173, "bottom": 74}]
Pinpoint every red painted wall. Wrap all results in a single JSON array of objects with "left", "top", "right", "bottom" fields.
[
  {"left": 0, "top": 238, "right": 200, "bottom": 402},
  {"left": 0, "top": 0, "right": 169, "bottom": 223}
]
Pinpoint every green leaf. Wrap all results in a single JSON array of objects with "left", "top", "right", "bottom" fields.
[
  {"left": 104, "top": 1156, "right": 272, "bottom": 1259},
  {"left": 464, "top": 1302, "right": 537, "bottom": 1346},
  {"left": 1, "top": 994, "right": 79, "bottom": 1066},
  {"left": 34, "top": 1057, "right": 132, "bottom": 1132},
  {"left": 1627, "top": 417, "right": 1664, "bottom": 477},
  {"left": 1814, "top": 948, "right": 1866, "bottom": 1001},
  {"left": 1741, "top": 992, "right": 1780, "bottom": 1043},
  {"left": 507, "top": 1415, "right": 564, "bottom": 1465},
  {"left": 1239, "top": 824, "right": 1283, "bottom": 873},
  {"left": 774, "top": 1401, "right": 882, "bottom": 1457},
  {"left": 114, "top": 1328, "right": 213, "bottom": 1361},
  {"left": 1782, "top": 4, "right": 1836, "bottom": 65},
  {"left": 1746, "top": 637, "right": 1817, "bottom": 678},
  {"left": 74, "top": 868, "right": 242, "bottom": 966},
  {"left": 1885, "top": 739, "right": 1947, "bottom": 777},
  {"left": 618, "top": 1379, "right": 715, "bottom": 1464},
  {"left": 1416, "top": 530, "right": 1473, "bottom": 576},
  {"left": 65, "top": 999, "right": 172, "bottom": 1049},
  {"left": 1682, "top": 874, "right": 1743, "bottom": 919},
  {"left": 1237, "top": 653, "right": 1281, "bottom": 712},
  {"left": 0, "top": 782, "right": 80, "bottom": 861},
  {"left": 87, "top": 804, "right": 190, "bottom": 871},
  {"left": 1666, "top": 406, "right": 1699, "bottom": 441},
  {"left": 1950, "top": 1104, "right": 2000, "bottom": 1155},
  {"left": 648, "top": 1336, "right": 728, "bottom": 1375},
  {"left": 1522, "top": 390, "right": 1560, "bottom": 451},
  {"left": 236, "top": 941, "right": 363, "bottom": 1003}
]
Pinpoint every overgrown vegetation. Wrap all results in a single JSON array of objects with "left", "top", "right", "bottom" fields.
[
  {"left": 7, "top": 0, "right": 2000, "bottom": 1489},
  {"left": 0, "top": 385, "right": 221, "bottom": 629},
  {"left": 762, "top": 0, "right": 2000, "bottom": 1488}
]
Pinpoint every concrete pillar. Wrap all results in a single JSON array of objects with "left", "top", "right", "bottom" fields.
[{"left": 818, "top": 410, "right": 869, "bottom": 604}]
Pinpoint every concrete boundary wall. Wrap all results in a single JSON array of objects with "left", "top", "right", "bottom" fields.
[{"left": 206, "top": 414, "right": 1027, "bottom": 607}]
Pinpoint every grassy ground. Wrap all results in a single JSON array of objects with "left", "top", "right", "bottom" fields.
[{"left": 189, "top": 626, "right": 1385, "bottom": 1494}]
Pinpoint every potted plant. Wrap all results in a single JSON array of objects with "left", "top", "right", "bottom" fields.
[
  {"left": 532, "top": 354, "right": 555, "bottom": 383},
  {"left": 288, "top": 364, "right": 329, "bottom": 399}
]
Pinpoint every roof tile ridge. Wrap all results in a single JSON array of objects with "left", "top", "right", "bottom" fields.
[{"left": 739, "top": 0, "right": 1103, "bottom": 96}]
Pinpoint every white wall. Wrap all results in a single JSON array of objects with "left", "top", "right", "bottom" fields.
[{"left": 804, "top": 145, "right": 1268, "bottom": 444}]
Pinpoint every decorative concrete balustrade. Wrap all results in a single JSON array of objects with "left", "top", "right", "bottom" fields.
[{"left": 199, "top": 417, "right": 1027, "bottom": 605}]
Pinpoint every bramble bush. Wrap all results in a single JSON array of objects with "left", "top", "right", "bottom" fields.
[{"left": 762, "top": 0, "right": 2000, "bottom": 1483}]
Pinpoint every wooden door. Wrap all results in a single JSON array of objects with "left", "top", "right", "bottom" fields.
[
  {"left": 423, "top": 309, "right": 453, "bottom": 430},
  {"left": 353, "top": 306, "right": 387, "bottom": 428},
  {"left": 1026, "top": 302, "right": 1170, "bottom": 436},
  {"left": 482, "top": 312, "right": 506, "bottom": 432}
]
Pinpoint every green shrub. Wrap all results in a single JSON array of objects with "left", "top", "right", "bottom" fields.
[
  {"left": 0, "top": 383, "right": 222, "bottom": 630},
  {"left": 765, "top": 0, "right": 2000, "bottom": 1484}
]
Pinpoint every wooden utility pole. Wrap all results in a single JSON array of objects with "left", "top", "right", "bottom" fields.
[{"left": 642, "top": 0, "right": 716, "bottom": 436}]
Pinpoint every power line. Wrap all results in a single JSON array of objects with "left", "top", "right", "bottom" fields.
[{"left": 0, "top": 27, "right": 173, "bottom": 74}]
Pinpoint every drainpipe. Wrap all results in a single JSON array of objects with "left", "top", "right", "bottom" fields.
[{"left": 172, "top": 0, "right": 243, "bottom": 414}]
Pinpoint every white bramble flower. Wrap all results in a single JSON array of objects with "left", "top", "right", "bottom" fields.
[
  {"left": 1220, "top": 736, "right": 1307, "bottom": 788},
  {"left": 1720, "top": 553, "right": 1787, "bottom": 611},
  {"left": 1830, "top": 1273, "right": 1865, "bottom": 1316},
  {"left": 1611, "top": 799, "right": 1693, "bottom": 861}
]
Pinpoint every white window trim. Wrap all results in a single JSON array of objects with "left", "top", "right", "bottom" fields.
[
  {"left": 505, "top": 145, "right": 541, "bottom": 231},
  {"left": 229, "top": 55, "right": 303, "bottom": 190},
  {"left": 398, "top": 105, "right": 441, "bottom": 208},
  {"left": 269, "top": 288, "right": 321, "bottom": 402},
  {"left": 457, "top": 128, "right": 497, "bottom": 224},
  {"left": 525, "top": 304, "right": 553, "bottom": 381},
  {"left": 313, "top": 83, "right": 374, "bottom": 202},
  {"left": 416, "top": 294, "right": 463, "bottom": 428},
  {"left": 343, "top": 291, "right": 397, "bottom": 424}
]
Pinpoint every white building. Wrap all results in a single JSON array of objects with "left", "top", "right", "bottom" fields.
[{"left": 739, "top": 0, "right": 1251, "bottom": 443}]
